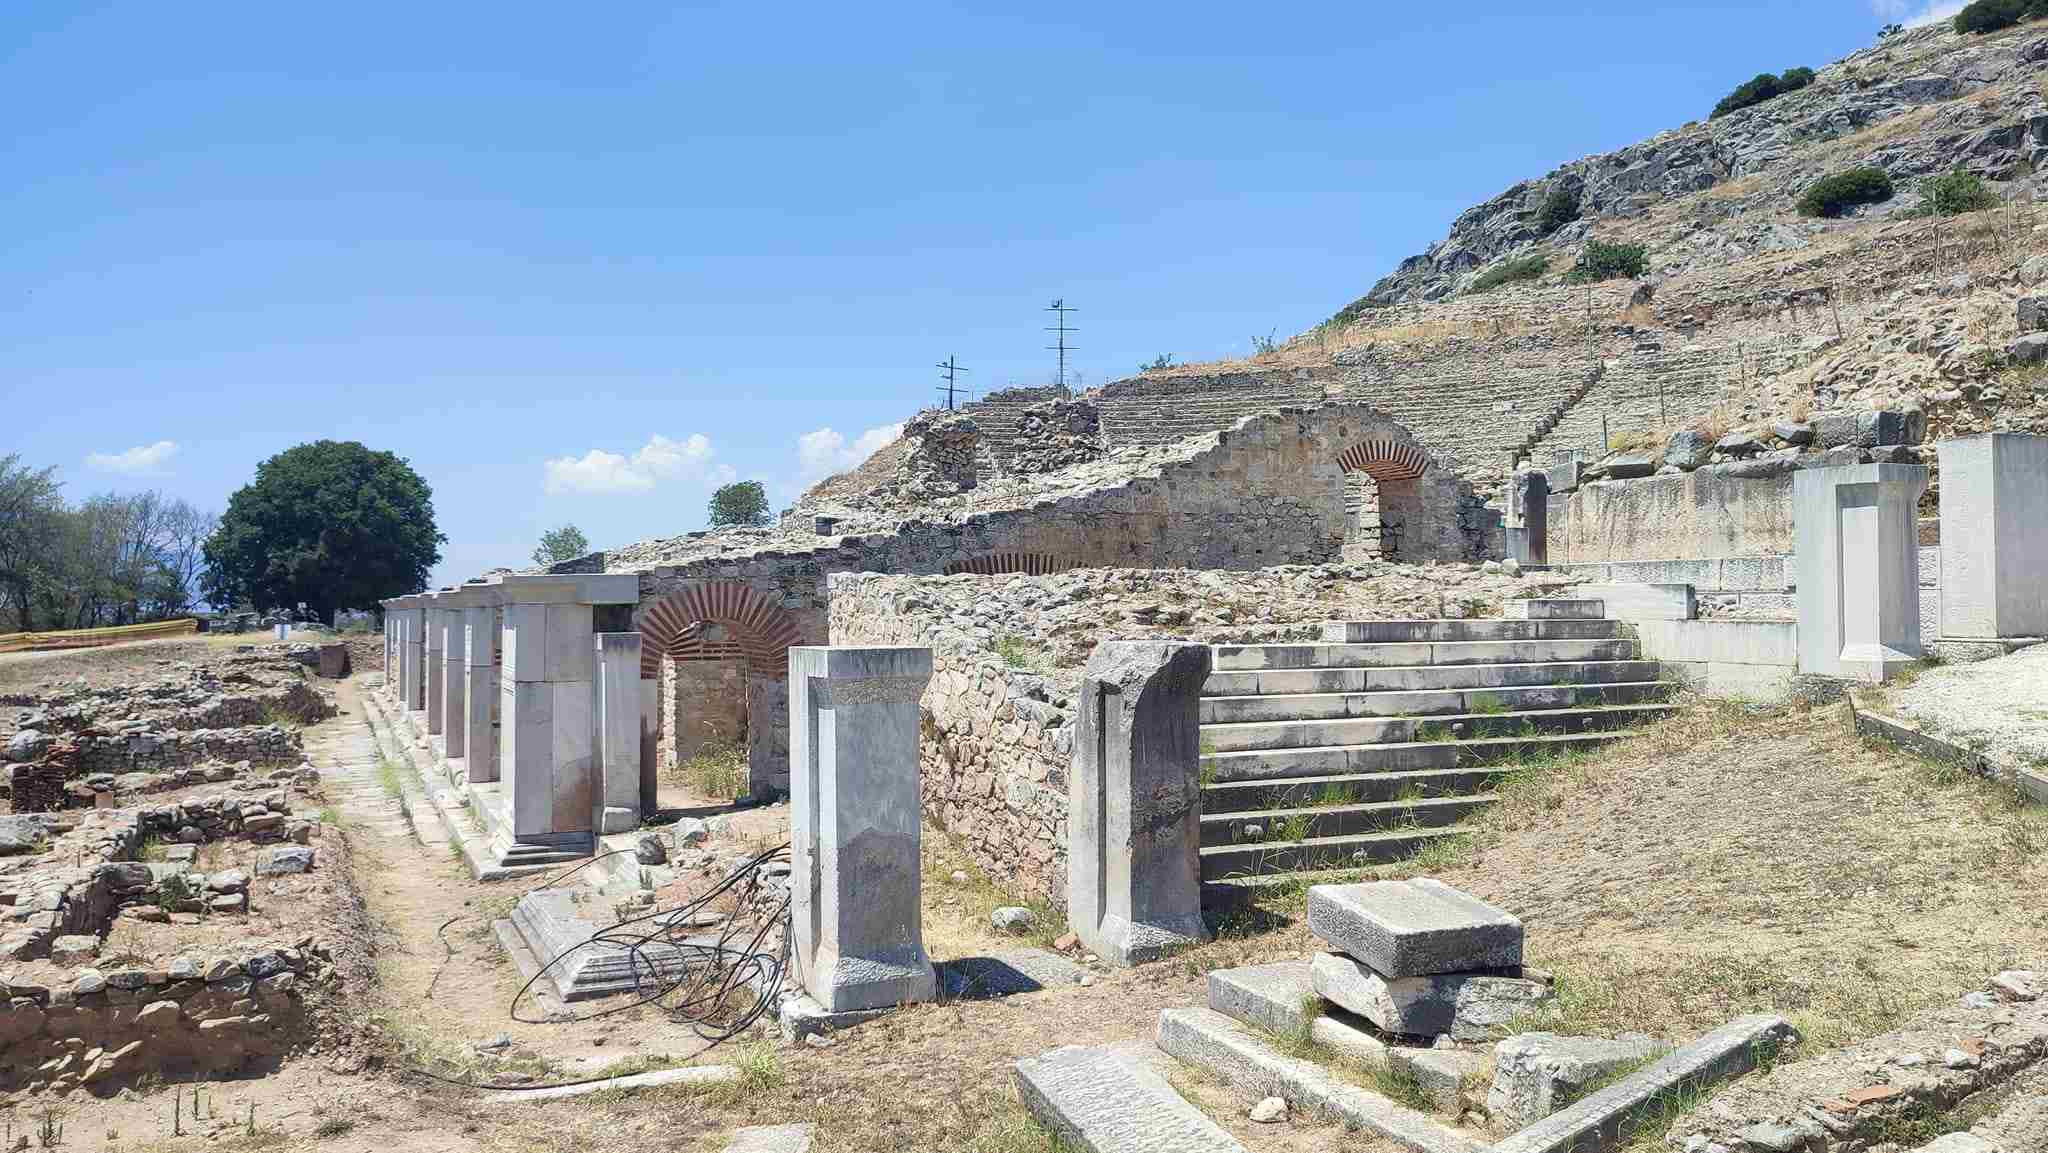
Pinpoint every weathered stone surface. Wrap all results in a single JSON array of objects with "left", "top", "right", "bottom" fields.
[
  {"left": 1205, "top": 961, "right": 1390, "bottom": 1065},
  {"left": 1604, "top": 456, "right": 1656, "bottom": 480},
  {"left": 1307, "top": 878, "right": 1523, "bottom": 977},
  {"left": 721, "top": 1124, "right": 816, "bottom": 1153},
  {"left": 990, "top": 906, "right": 1035, "bottom": 935},
  {"left": 1388, "top": 1045, "right": 1487, "bottom": 1113},
  {"left": 255, "top": 846, "right": 314, "bottom": 876},
  {"left": 1492, "top": 1014, "right": 1798, "bottom": 1153},
  {"left": 1309, "top": 951, "right": 1551, "bottom": 1041},
  {"left": 1014, "top": 1044, "right": 1250, "bottom": 1153},
  {"left": 1488, "top": 1031, "right": 1672, "bottom": 1127},
  {"left": 1663, "top": 429, "right": 1715, "bottom": 471},
  {"left": 634, "top": 834, "right": 667, "bottom": 865},
  {"left": 1993, "top": 970, "right": 2042, "bottom": 1002},
  {"left": 50, "top": 935, "right": 98, "bottom": 964},
  {"left": 1068, "top": 641, "right": 1213, "bottom": 967},
  {"left": 2019, "top": 297, "right": 2048, "bottom": 334}
]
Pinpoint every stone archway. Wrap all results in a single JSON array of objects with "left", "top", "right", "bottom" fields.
[
  {"left": 941, "top": 552, "right": 1077, "bottom": 576},
  {"left": 1336, "top": 435, "right": 1432, "bottom": 561},
  {"left": 638, "top": 581, "right": 804, "bottom": 800}
]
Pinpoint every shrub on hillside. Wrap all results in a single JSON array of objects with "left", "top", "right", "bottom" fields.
[
  {"left": 1796, "top": 167, "right": 1894, "bottom": 217},
  {"left": 1711, "top": 68, "right": 1817, "bottom": 119},
  {"left": 1537, "top": 185, "right": 1582, "bottom": 236},
  {"left": 1326, "top": 295, "right": 1374, "bottom": 330},
  {"left": 1954, "top": 0, "right": 2048, "bottom": 34},
  {"left": 1915, "top": 168, "right": 1999, "bottom": 216},
  {"left": 1468, "top": 255, "right": 1550, "bottom": 295},
  {"left": 1565, "top": 240, "right": 1648, "bottom": 284}
]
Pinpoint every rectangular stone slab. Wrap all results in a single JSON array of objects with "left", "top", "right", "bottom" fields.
[
  {"left": 1205, "top": 960, "right": 1390, "bottom": 1064},
  {"left": 1014, "top": 1044, "right": 1249, "bottom": 1153},
  {"left": 1308, "top": 878, "right": 1523, "bottom": 977},
  {"left": 1310, "top": 951, "right": 1551, "bottom": 1041}
]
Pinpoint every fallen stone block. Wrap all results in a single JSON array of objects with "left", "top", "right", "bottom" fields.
[
  {"left": 1487, "top": 1031, "right": 1671, "bottom": 1128},
  {"left": 1308, "top": 878, "right": 1522, "bottom": 977},
  {"left": 1205, "top": 960, "right": 1389, "bottom": 1064},
  {"left": 1014, "top": 1044, "right": 1248, "bottom": 1153},
  {"left": 1387, "top": 1045, "right": 1488, "bottom": 1114},
  {"left": 1156, "top": 1006, "right": 1487, "bottom": 1153},
  {"left": 255, "top": 846, "right": 314, "bottom": 876},
  {"left": 1310, "top": 951, "right": 1551, "bottom": 1041},
  {"left": 1491, "top": 1014, "right": 1798, "bottom": 1153},
  {"left": 481, "top": 1064, "right": 738, "bottom": 1103},
  {"left": 1992, "top": 970, "right": 2041, "bottom": 1001},
  {"left": 722, "top": 1124, "right": 816, "bottom": 1153}
]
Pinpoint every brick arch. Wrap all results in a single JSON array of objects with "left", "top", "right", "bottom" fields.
[
  {"left": 941, "top": 552, "right": 1077, "bottom": 577},
  {"left": 1335, "top": 436, "right": 1431, "bottom": 482},
  {"left": 638, "top": 582, "right": 803, "bottom": 680}
]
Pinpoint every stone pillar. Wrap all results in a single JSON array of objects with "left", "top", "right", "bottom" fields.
[
  {"left": 424, "top": 604, "right": 447, "bottom": 737},
  {"left": 1938, "top": 434, "right": 2048, "bottom": 641},
  {"left": 1795, "top": 463, "right": 1927, "bottom": 681},
  {"left": 1068, "top": 640, "right": 1214, "bottom": 967},
  {"left": 439, "top": 606, "right": 466, "bottom": 761},
  {"left": 1506, "top": 469, "right": 1548, "bottom": 567},
  {"left": 594, "top": 633, "right": 642, "bottom": 834},
  {"left": 789, "top": 646, "right": 936, "bottom": 1013},
  {"left": 638, "top": 674, "right": 659, "bottom": 817},
  {"left": 401, "top": 601, "right": 426, "bottom": 713},
  {"left": 493, "top": 573, "right": 640, "bottom": 855},
  {"left": 462, "top": 603, "right": 499, "bottom": 784}
]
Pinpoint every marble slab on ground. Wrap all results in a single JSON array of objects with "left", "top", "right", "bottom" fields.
[
  {"left": 1310, "top": 950, "right": 1550, "bottom": 1040},
  {"left": 1015, "top": 1042, "right": 1249, "bottom": 1153},
  {"left": 1308, "top": 877, "right": 1523, "bottom": 977},
  {"left": 723, "top": 1124, "right": 815, "bottom": 1153}
]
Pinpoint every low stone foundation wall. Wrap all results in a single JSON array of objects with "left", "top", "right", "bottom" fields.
[{"left": 0, "top": 945, "right": 326, "bottom": 1092}]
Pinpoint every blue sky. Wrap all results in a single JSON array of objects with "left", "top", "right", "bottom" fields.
[{"left": 4, "top": 1, "right": 1954, "bottom": 587}]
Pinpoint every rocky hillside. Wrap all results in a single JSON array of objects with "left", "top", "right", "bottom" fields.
[{"left": 1354, "top": 22, "right": 2048, "bottom": 308}]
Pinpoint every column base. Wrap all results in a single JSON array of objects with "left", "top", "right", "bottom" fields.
[
  {"left": 1838, "top": 643, "right": 1923, "bottom": 682},
  {"left": 1077, "top": 912, "right": 1212, "bottom": 969},
  {"left": 600, "top": 806, "right": 640, "bottom": 834},
  {"left": 802, "top": 952, "right": 936, "bottom": 1014}
]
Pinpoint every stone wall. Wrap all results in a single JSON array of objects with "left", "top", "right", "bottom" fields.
[
  {"left": 1544, "top": 462, "right": 1797, "bottom": 564},
  {"left": 662, "top": 658, "right": 747, "bottom": 764}
]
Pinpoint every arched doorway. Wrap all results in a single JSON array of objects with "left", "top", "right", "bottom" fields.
[
  {"left": 638, "top": 582, "right": 804, "bottom": 801},
  {"left": 941, "top": 552, "right": 1077, "bottom": 576},
  {"left": 1336, "top": 435, "right": 1432, "bottom": 561}
]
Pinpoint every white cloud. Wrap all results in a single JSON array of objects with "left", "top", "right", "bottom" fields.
[
  {"left": 85, "top": 440, "right": 179, "bottom": 475},
  {"left": 1871, "top": 0, "right": 1964, "bottom": 26},
  {"left": 796, "top": 423, "right": 903, "bottom": 485},
  {"left": 542, "top": 433, "right": 734, "bottom": 495}
]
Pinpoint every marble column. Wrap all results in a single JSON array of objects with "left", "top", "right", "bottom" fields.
[
  {"left": 789, "top": 646, "right": 936, "bottom": 1012},
  {"left": 438, "top": 602, "right": 467, "bottom": 762},
  {"left": 1795, "top": 463, "right": 1927, "bottom": 681},
  {"left": 594, "top": 633, "right": 643, "bottom": 834},
  {"left": 495, "top": 573, "right": 640, "bottom": 854},
  {"left": 424, "top": 603, "right": 447, "bottom": 738},
  {"left": 1068, "top": 641, "right": 1214, "bottom": 966},
  {"left": 1938, "top": 434, "right": 2048, "bottom": 641},
  {"left": 401, "top": 600, "right": 426, "bottom": 713},
  {"left": 462, "top": 602, "right": 499, "bottom": 784}
]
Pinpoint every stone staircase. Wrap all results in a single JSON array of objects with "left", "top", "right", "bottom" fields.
[{"left": 1197, "top": 604, "right": 1675, "bottom": 882}]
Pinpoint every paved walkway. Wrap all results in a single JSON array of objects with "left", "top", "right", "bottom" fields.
[{"left": 302, "top": 677, "right": 414, "bottom": 841}]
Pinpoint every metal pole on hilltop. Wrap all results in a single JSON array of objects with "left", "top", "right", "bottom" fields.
[
  {"left": 1046, "top": 299, "right": 1077, "bottom": 389},
  {"left": 936, "top": 356, "right": 969, "bottom": 411}
]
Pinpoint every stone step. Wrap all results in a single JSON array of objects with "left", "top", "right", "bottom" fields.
[
  {"left": 1202, "top": 731, "right": 1630, "bottom": 783},
  {"left": 1503, "top": 599, "right": 1607, "bottom": 620},
  {"left": 1210, "top": 638, "right": 1635, "bottom": 673},
  {"left": 1202, "top": 766, "right": 1508, "bottom": 811},
  {"left": 1317, "top": 618, "right": 1623, "bottom": 643},
  {"left": 1013, "top": 1044, "right": 1249, "bottom": 1153},
  {"left": 1202, "top": 704, "right": 1671, "bottom": 753},
  {"left": 1200, "top": 794, "right": 1490, "bottom": 848},
  {"left": 1203, "top": 659, "right": 1664, "bottom": 698},
  {"left": 1155, "top": 1007, "right": 1487, "bottom": 1153},
  {"left": 1200, "top": 680, "right": 1671, "bottom": 724},
  {"left": 1204, "top": 962, "right": 1391, "bottom": 1064},
  {"left": 1199, "top": 823, "right": 1475, "bottom": 880}
]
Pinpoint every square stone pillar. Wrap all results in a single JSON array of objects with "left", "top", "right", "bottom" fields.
[
  {"left": 1938, "top": 434, "right": 2048, "bottom": 640},
  {"left": 462, "top": 603, "right": 499, "bottom": 783},
  {"left": 438, "top": 606, "right": 466, "bottom": 760},
  {"left": 639, "top": 675, "right": 659, "bottom": 817},
  {"left": 594, "top": 633, "right": 642, "bottom": 834},
  {"left": 1795, "top": 463, "right": 1928, "bottom": 681},
  {"left": 789, "top": 646, "right": 936, "bottom": 1013},
  {"left": 401, "top": 602, "right": 426, "bottom": 712},
  {"left": 423, "top": 604, "right": 447, "bottom": 737},
  {"left": 1506, "top": 469, "right": 1548, "bottom": 567},
  {"left": 494, "top": 573, "right": 640, "bottom": 855},
  {"left": 1069, "top": 640, "right": 1214, "bottom": 966}
]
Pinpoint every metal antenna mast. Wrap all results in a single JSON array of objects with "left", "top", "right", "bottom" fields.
[
  {"left": 1045, "top": 299, "right": 1077, "bottom": 389},
  {"left": 936, "top": 355, "right": 970, "bottom": 410}
]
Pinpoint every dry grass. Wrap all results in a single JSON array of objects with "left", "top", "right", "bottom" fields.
[{"left": 666, "top": 741, "right": 749, "bottom": 800}]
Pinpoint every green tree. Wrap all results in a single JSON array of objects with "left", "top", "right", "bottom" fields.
[
  {"left": 708, "top": 480, "right": 771, "bottom": 527},
  {"left": 202, "top": 441, "right": 442, "bottom": 624},
  {"left": 1915, "top": 168, "right": 1999, "bottom": 217},
  {"left": 0, "top": 454, "right": 66, "bottom": 630},
  {"left": 532, "top": 524, "right": 591, "bottom": 567},
  {"left": 1536, "top": 185, "right": 1581, "bottom": 236}
]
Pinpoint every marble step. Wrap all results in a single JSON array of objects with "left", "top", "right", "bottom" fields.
[
  {"left": 1200, "top": 680, "right": 1671, "bottom": 724},
  {"left": 1202, "top": 766, "right": 1507, "bottom": 812},
  {"left": 1201, "top": 704, "right": 1673, "bottom": 754},
  {"left": 1317, "top": 617, "right": 1620, "bottom": 643},
  {"left": 1203, "top": 659, "right": 1664, "bottom": 698},
  {"left": 1209, "top": 638, "right": 1635, "bottom": 673},
  {"left": 1013, "top": 1044, "right": 1248, "bottom": 1153},
  {"left": 1199, "top": 794, "right": 1492, "bottom": 848},
  {"left": 1201, "top": 731, "right": 1629, "bottom": 783},
  {"left": 1198, "top": 824, "right": 1475, "bottom": 881}
]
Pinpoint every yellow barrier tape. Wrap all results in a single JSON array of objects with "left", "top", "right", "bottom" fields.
[{"left": 0, "top": 618, "right": 199, "bottom": 653}]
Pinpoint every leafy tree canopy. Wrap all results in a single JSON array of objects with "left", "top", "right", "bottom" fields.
[
  {"left": 533, "top": 524, "right": 591, "bottom": 568},
  {"left": 203, "top": 441, "right": 442, "bottom": 623},
  {"left": 708, "top": 480, "right": 771, "bottom": 528}
]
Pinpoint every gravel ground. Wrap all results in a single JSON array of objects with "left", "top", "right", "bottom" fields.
[{"left": 1889, "top": 644, "right": 2048, "bottom": 777}]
